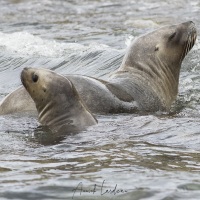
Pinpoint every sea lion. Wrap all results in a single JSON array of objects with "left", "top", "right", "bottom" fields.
[
  {"left": 20, "top": 67, "right": 97, "bottom": 133},
  {"left": 109, "top": 21, "right": 197, "bottom": 111},
  {"left": 0, "top": 21, "right": 197, "bottom": 117}
]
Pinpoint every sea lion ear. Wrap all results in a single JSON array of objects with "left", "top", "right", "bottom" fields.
[{"left": 155, "top": 45, "right": 159, "bottom": 51}]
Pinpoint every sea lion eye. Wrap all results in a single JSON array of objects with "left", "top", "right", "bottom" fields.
[
  {"left": 32, "top": 74, "right": 39, "bottom": 82},
  {"left": 169, "top": 32, "right": 176, "bottom": 40}
]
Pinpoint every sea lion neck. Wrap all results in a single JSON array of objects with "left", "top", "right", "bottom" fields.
[
  {"left": 114, "top": 58, "right": 180, "bottom": 111},
  {"left": 36, "top": 81, "right": 97, "bottom": 133}
]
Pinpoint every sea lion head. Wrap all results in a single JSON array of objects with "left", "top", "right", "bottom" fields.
[
  {"left": 124, "top": 21, "right": 197, "bottom": 74},
  {"left": 21, "top": 67, "right": 97, "bottom": 133},
  {"left": 119, "top": 21, "right": 197, "bottom": 110},
  {"left": 21, "top": 68, "right": 73, "bottom": 112},
  {"left": 151, "top": 21, "right": 196, "bottom": 69}
]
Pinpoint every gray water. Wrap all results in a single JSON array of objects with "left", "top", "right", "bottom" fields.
[{"left": 0, "top": 0, "right": 200, "bottom": 200}]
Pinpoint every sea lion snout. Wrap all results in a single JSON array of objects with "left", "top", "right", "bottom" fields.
[
  {"left": 177, "top": 21, "right": 197, "bottom": 36},
  {"left": 183, "top": 21, "right": 195, "bottom": 26}
]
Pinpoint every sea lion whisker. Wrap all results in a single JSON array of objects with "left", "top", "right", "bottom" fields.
[
  {"left": 183, "top": 34, "right": 192, "bottom": 58},
  {"left": 185, "top": 37, "right": 191, "bottom": 55},
  {"left": 180, "top": 36, "right": 189, "bottom": 63},
  {"left": 189, "top": 35, "right": 194, "bottom": 49},
  {"left": 192, "top": 34, "right": 197, "bottom": 47}
]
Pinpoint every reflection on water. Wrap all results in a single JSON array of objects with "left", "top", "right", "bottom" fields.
[{"left": 0, "top": 0, "right": 200, "bottom": 199}]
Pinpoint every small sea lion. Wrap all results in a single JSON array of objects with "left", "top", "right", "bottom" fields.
[{"left": 20, "top": 67, "right": 97, "bottom": 133}]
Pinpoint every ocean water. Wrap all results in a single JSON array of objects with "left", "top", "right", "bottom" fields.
[{"left": 0, "top": 0, "right": 200, "bottom": 199}]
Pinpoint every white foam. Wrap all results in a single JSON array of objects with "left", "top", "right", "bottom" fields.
[
  {"left": 125, "top": 35, "right": 137, "bottom": 47},
  {"left": 0, "top": 31, "right": 118, "bottom": 57},
  {"left": 3, "top": 32, "right": 91, "bottom": 57}
]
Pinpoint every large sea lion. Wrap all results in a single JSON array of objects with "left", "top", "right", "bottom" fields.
[
  {"left": 20, "top": 67, "right": 97, "bottom": 133},
  {"left": 0, "top": 21, "right": 197, "bottom": 128}
]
